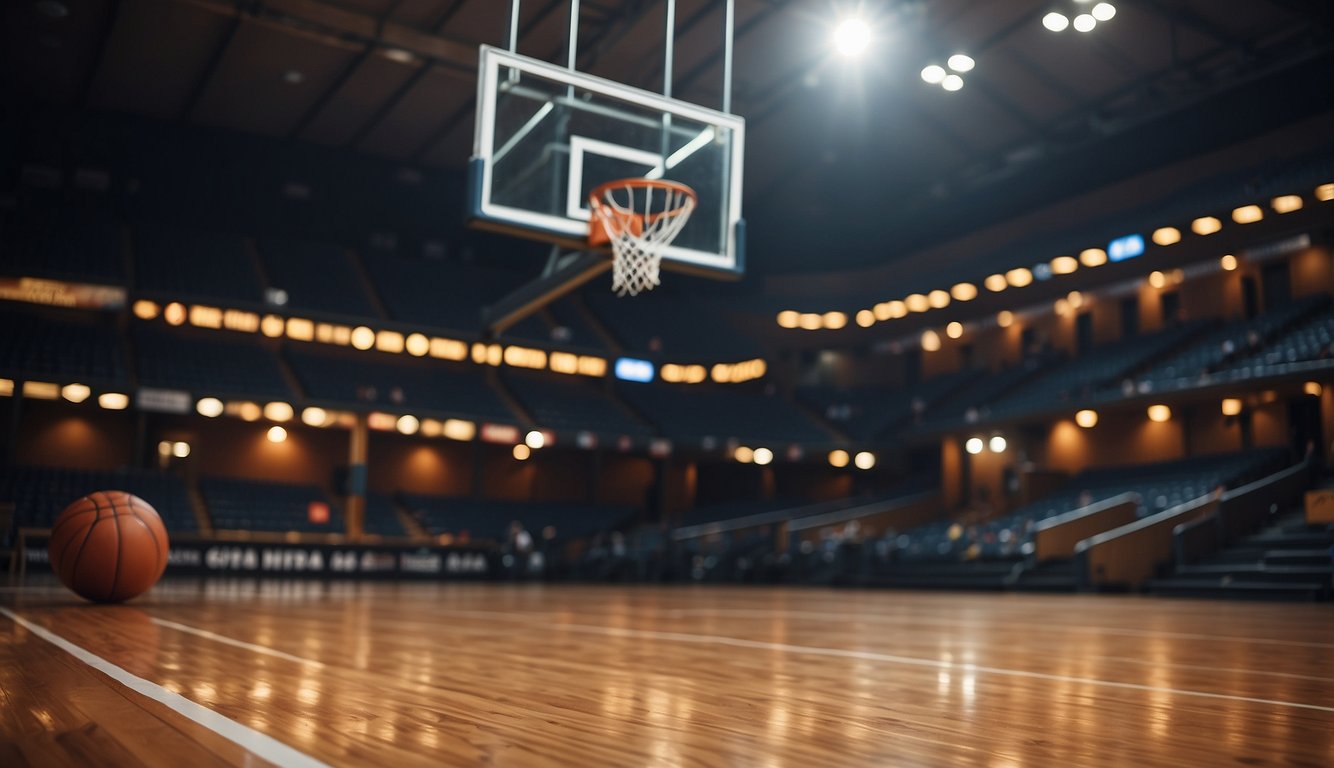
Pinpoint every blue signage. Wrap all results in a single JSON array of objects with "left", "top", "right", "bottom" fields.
[
  {"left": 614, "top": 357, "right": 655, "bottom": 383},
  {"left": 1108, "top": 234, "right": 1145, "bottom": 262}
]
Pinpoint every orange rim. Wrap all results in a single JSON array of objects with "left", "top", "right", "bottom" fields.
[{"left": 588, "top": 179, "right": 697, "bottom": 247}]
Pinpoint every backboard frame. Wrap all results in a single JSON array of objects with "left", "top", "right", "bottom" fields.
[{"left": 468, "top": 44, "right": 746, "bottom": 281}]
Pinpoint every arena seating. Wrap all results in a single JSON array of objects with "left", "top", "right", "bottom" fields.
[
  {"left": 0, "top": 206, "right": 124, "bottom": 282},
  {"left": 362, "top": 255, "right": 519, "bottom": 333},
  {"left": 584, "top": 290, "right": 757, "bottom": 359},
  {"left": 398, "top": 493, "right": 634, "bottom": 542},
  {"left": 892, "top": 450, "right": 1289, "bottom": 563},
  {"left": 985, "top": 322, "right": 1204, "bottom": 417},
  {"left": 1, "top": 465, "right": 197, "bottom": 531},
  {"left": 133, "top": 226, "right": 264, "bottom": 302},
  {"left": 546, "top": 298, "right": 611, "bottom": 351},
  {"left": 504, "top": 370, "right": 652, "bottom": 437},
  {"left": 258, "top": 239, "right": 381, "bottom": 318},
  {"left": 0, "top": 309, "right": 128, "bottom": 386},
  {"left": 284, "top": 346, "right": 515, "bottom": 423},
  {"left": 135, "top": 327, "right": 292, "bottom": 399},
  {"left": 1230, "top": 302, "right": 1334, "bottom": 371},
  {"left": 617, "top": 384, "right": 831, "bottom": 444},
  {"left": 200, "top": 476, "right": 341, "bottom": 534},
  {"left": 362, "top": 493, "right": 410, "bottom": 538},
  {"left": 799, "top": 370, "right": 975, "bottom": 440},
  {"left": 917, "top": 361, "right": 1049, "bottom": 428},
  {"left": 1134, "top": 296, "right": 1328, "bottom": 390}
]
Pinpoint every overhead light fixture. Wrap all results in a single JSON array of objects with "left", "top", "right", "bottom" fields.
[
  {"left": 61, "top": 383, "right": 91, "bottom": 404},
  {"left": 989, "top": 435, "right": 1007, "bottom": 453},
  {"left": 1147, "top": 404, "right": 1171, "bottom": 423},
  {"left": 1051, "top": 256, "right": 1079, "bottom": 275},
  {"left": 1191, "top": 216, "right": 1222, "bottom": 236},
  {"left": 197, "top": 397, "right": 224, "bottom": 418},
  {"left": 946, "top": 321, "right": 963, "bottom": 339},
  {"left": 951, "top": 283, "right": 978, "bottom": 301},
  {"left": 1075, "top": 409, "right": 1098, "bottom": 428},
  {"left": 1043, "top": 12, "right": 1070, "bottom": 31},
  {"left": 1271, "top": 195, "right": 1302, "bottom": 214},
  {"left": 267, "top": 425, "right": 288, "bottom": 443},
  {"left": 947, "top": 54, "right": 975, "bottom": 72},
  {"left": 1073, "top": 14, "right": 1096, "bottom": 32},
  {"left": 263, "top": 402, "right": 294, "bottom": 422},
  {"left": 1148, "top": 271, "right": 1166, "bottom": 289},
  {"left": 920, "top": 329, "right": 942, "bottom": 352},
  {"left": 853, "top": 451, "right": 876, "bottom": 470},
  {"left": 985, "top": 274, "right": 1008, "bottom": 292},
  {"left": 887, "top": 300, "right": 908, "bottom": 319},
  {"left": 1221, "top": 398, "right": 1242, "bottom": 417},
  {"left": 397, "top": 415, "right": 420, "bottom": 435},
  {"left": 856, "top": 309, "right": 875, "bottom": 327},
  {"left": 823, "top": 311, "right": 848, "bottom": 330},
  {"left": 753, "top": 447, "right": 774, "bottom": 466},
  {"left": 776, "top": 310, "right": 799, "bottom": 328},
  {"left": 1079, "top": 248, "right": 1108, "bottom": 268},
  {"left": 1152, "top": 227, "right": 1181, "bottom": 246},
  {"left": 1006, "top": 268, "right": 1033, "bottom": 288},
  {"left": 172, "top": 441, "right": 191, "bottom": 459},
  {"left": 1316, "top": 183, "right": 1334, "bottom": 202},
  {"left": 734, "top": 446, "right": 754, "bottom": 464},
  {"left": 513, "top": 443, "right": 531, "bottom": 461},
  {"left": 832, "top": 18, "right": 872, "bottom": 56},
  {"left": 301, "top": 407, "right": 328, "bottom": 427},
  {"left": 928, "top": 290, "right": 951, "bottom": 309},
  {"left": 1232, "top": 205, "right": 1263, "bottom": 224},
  {"left": 905, "top": 294, "right": 930, "bottom": 313},
  {"left": 525, "top": 430, "right": 545, "bottom": 449},
  {"left": 1067, "top": 290, "right": 1084, "bottom": 309},
  {"left": 1092, "top": 3, "right": 1116, "bottom": 21},
  {"left": 941, "top": 74, "right": 964, "bottom": 92},
  {"left": 798, "top": 313, "right": 822, "bottom": 330},
  {"left": 921, "top": 65, "right": 946, "bottom": 84},
  {"left": 1305, "top": 381, "right": 1323, "bottom": 397},
  {"left": 828, "top": 449, "right": 850, "bottom": 468},
  {"left": 965, "top": 437, "right": 984, "bottom": 455},
  {"left": 996, "top": 310, "right": 1014, "bottom": 328},
  {"left": 1220, "top": 254, "right": 1238, "bottom": 271},
  {"left": 98, "top": 392, "right": 129, "bottom": 410}
]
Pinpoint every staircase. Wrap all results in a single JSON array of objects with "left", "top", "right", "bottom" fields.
[{"left": 1146, "top": 509, "right": 1333, "bottom": 601}]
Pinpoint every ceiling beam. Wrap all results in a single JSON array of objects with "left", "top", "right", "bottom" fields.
[
  {"left": 79, "top": 0, "right": 124, "bottom": 109},
  {"left": 180, "top": 11, "right": 243, "bottom": 121}
]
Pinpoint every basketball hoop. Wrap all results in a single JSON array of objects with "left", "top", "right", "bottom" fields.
[{"left": 588, "top": 179, "right": 697, "bottom": 296}]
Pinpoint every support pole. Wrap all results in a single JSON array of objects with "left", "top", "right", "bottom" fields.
[
  {"left": 722, "top": 0, "right": 735, "bottom": 113},
  {"left": 508, "top": 0, "right": 521, "bottom": 53},
  {"left": 347, "top": 414, "right": 369, "bottom": 539},
  {"left": 663, "top": 0, "right": 676, "bottom": 98},
  {"left": 567, "top": 0, "right": 580, "bottom": 70}
]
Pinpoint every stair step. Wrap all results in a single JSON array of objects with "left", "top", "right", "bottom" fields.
[
  {"left": 1242, "top": 532, "right": 1334, "bottom": 548},
  {"left": 1264, "top": 549, "right": 1333, "bottom": 566},
  {"left": 1146, "top": 578, "right": 1327, "bottom": 601}
]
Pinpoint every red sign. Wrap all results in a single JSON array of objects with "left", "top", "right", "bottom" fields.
[{"left": 308, "top": 501, "right": 330, "bottom": 525}]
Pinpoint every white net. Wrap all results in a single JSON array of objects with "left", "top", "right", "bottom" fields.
[{"left": 590, "top": 181, "right": 697, "bottom": 297}]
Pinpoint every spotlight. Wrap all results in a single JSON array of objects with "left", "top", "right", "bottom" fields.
[
  {"left": 946, "top": 322, "right": 963, "bottom": 339},
  {"left": 1073, "top": 14, "right": 1096, "bottom": 32},
  {"left": 197, "top": 397, "right": 224, "bottom": 418},
  {"left": 753, "top": 447, "right": 774, "bottom": 466},
  {"left": 947, "top": 54, "right": 975, "bottom": 72},
  {"left": 833, "top": 18, "right": 872, "bottom": 57},
  {"left": 1221, "top": 398, "right": 1242, "bottom": 417},
  {"left": 1043, "top": 12, "right": 1069, "bottom": 31},
  {"left": 828, "top": 450, "right": 850, "bottom": 468},
  {"left": 513, "top": 444, "right": 531, "bottom": 461},
  {"left": 525, "top": 430, "right": 545, "bottom": 449},
  {"left": 1220, "top": 254, "right": 1238, "bottom": 271},
  {"left": 856, "top": 309, "right": 875, "bottom": 327},
  {"left": 920, "top": 329, "right": 942, "bottom": 352},
  {"left": 989, "top": 435, "right": 1007, "bottom": 453},
  {"left": 1091, "top": 2, "right": 1116, "bottom": 21},
  {"left": 965, "top": 437, "right": 984, "bottom": 455},
  {"left": 921, "top": 65, "right": 946, "bottom": 84},
  {"left": 1075, "top": 410, "right": 1098, "bottom": 428},
  {"left": 854, "top": 451, "right": 876, "bottom": 470},
  {"left": 942, "top": 74, "right": 964, "bottom": 92},
  {"left": 267, "top": 426, "right": 288, "bottom": 443},
  {"left": 734, "top": 446, "right": 754, "bottom": 464},
  {"left": 1147, "top": 405, "right": 1171, "bottom": 423}
]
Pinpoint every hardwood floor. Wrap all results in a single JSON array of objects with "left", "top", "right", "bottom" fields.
[{"left": 2, "top": 580, "right": 1332, "bottom": 766}]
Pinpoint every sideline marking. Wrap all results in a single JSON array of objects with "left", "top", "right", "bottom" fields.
[
  {"left": 0, "top": 607, "right": 331, "bottom": 768},
  {"left": 150, "top": 618, "right": 325, "bottom": 668}
]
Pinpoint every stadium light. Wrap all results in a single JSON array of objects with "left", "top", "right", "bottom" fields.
[
  {"left": 61, "top": 383, "right": 91, "bottom": 404},
  {"left": 525, "top": 430, "right": 545, "bottom": 450},
  {"left": 965, "top": 437, "right": 984, "bottom": 455},
  {"left": 921, "top": 65, "right": 946, "bottom": 84},
  {"left": 1147, "top": 405, "right": 1172, "bottom": 423},
  {"left": 98, "top": 392, "right": 129, "bottom": 410},
  {"left": 1191, "top": 216, "right": 1221, "bottom": 236},
  {"left": 947, "top": 54, "right": 975, "bottom": 72},
  {"left": 941, "top": 74, "right": 964, "bottom": 92},
  {"left": 513, "top": 444, "right": 531, "bottom": 461},
  {"left": 1232, "top": 205, "right": 1263, "bottom": 224},
  {"left": 832, "top": 18, "right": 872, "bottom": 56},
  {"left": 854, "top": 451, "right": 876, "bottom": 470},
  {"left": 734, "top": 446, "right": 754, "bottom": 464},
  {"left": 1043, "top": 12, "right": 1069, "bottom": 31},
  {"left": 197, "top": 397, "right": 224, "bottom": 418},
  {"left": 1092, "top": 3, "right": 1116, "bottom": 21},
  {"left": 1221, "top": 398, "right": 1242, "bottom": 417},
  {"left": 1075, "top": 409, "right": 1098, "bottom": 428},
  {"left": 828, "top": 449, "right": 850, "bottom": 468},
  {"left": 267, "top": 425, "right": 288, "bottom": 443},
  {"left": 1073, "top": 14, "right": 1096, "bottom": 32},
  {"left": 989, "top": 435, "right": 1007, "bottom": 453},
  {"left": 1220, "top": 254, "right": 1238, "bottom": 271},
  {"left": 753, "top": 447, "right": 774, "bottom": 466}
]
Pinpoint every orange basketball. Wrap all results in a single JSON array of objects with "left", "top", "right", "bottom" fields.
[{"left": 48, "top": 491, "right": 170, "bottom": 603}]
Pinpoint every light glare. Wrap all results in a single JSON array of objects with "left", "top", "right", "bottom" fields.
[
  {"left": 833, "top": 18, "right": 872, "bottom": 56},
  {"left": 1073, "top": 14, "right": 1096, "bottom": 32},
  {"left": 942, "top": 74, "right": 964, "bottom": 92},
  {"left": 1043, "top": 12, "right": 1069, "bottom": 31},
  {"left": 1092, "top": 2, "right": 1116, "bottom": 21},
  {"left": 921, "top": 65, "right": 946, "bottom": 84},
  {"left": 947, "top": 54, "right": 975, "bottom": 73}
]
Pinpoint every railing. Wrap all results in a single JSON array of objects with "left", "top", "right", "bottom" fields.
[
  {"left": 1074, "top": 494, "right": 1219, "bottom": 591},
  {"left": 785, "top": 491, "right": 940, "bottom": 548},
  {"left": 1174, "top": 459, "right": 1314, "bottom": 565},
  {"left": 1032, "top": 493, "right": 1140, "bottom": 563}
]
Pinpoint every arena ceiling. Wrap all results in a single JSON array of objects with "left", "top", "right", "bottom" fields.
[{"left": 7, "top": 0, "right": 1334, "bottom": 275}]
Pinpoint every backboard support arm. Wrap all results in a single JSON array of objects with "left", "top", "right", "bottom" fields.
[{"left": 482, "top": 250, "right": 610, "bottom": 337}]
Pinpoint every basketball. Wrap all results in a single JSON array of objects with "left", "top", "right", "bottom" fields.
[{"left": 47, "top": 491, "right": 170, "bottom": 603}]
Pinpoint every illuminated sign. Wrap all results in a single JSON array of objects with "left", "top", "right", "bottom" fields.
[
  {"left": 1108, "top": 234, "right": 1145, "bottom": 262},
  {"left": 614, "top": 357, "right": 655, "bottom": 383}
]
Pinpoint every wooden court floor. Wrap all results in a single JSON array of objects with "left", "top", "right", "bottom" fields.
[{"left": 1, "top": 580, "right": 1331, "bottom": 767}]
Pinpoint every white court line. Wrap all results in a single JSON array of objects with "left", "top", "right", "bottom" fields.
[
  {"left": 663, "top": 607, "right": 1334, "bottom": 650},
  {"left": 658, "top": 609, "right": 1334, "bottom": 684},
  {"left": 431, "top": 608, "right": 1334, "bottom": 715},
  {"left": 0, "top": 607, "right": 331, "bottom": 768},
  {"left": 151, "top": 618, "right": 325, "bottom": 668}
]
